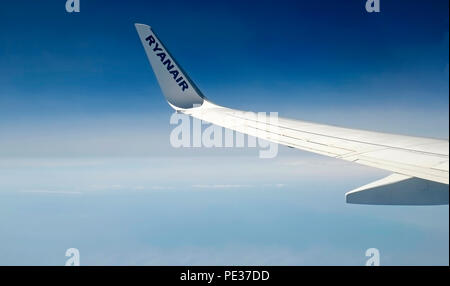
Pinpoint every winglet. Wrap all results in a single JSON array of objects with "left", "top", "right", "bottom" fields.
[{"left": 135, "top": 24, "right": 205, "bottom": 109}]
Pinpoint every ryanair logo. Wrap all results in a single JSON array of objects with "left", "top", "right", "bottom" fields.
[{"left": 145, "top": 34, "right": 189, "bottom": 92}]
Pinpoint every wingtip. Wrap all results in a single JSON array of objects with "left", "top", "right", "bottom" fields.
[{"left": 134, "top": 23, "right": 151, "bottom": 29}]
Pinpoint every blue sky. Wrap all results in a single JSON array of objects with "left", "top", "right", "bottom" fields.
[
  {"left": 1, "top": 0, "right": 448, "bottom": 124},
  {"left": 0, "top": 0, "right": 448, "bottom": 265}
]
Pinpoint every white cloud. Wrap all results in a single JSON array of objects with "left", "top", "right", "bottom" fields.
[
  {"left": 19, "top": 189, "right": 82, "bottom": 195},
  {"left": 192, "top": 184, "right": 253, "bottom": 189}
]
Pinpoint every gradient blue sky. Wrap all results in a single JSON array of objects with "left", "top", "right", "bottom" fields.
[{"left": 0, "top": 0, "right": 448, "bottom": 265}]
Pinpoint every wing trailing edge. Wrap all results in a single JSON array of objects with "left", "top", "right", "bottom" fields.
[{"left": 346, "top": 173, "right": 449, "bottom": 205}]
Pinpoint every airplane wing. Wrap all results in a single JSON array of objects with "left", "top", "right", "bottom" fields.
[{"left": 135, "top": 23, "right": 449, "bottom": 205}]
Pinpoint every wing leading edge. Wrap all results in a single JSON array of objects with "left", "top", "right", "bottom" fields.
[{"left": 135, "top": 24, "right": 449, "bottom": 205}]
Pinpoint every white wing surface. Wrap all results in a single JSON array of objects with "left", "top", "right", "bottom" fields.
[{"left": 135, "top": 24, "right": 449, "bottom": 205}]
